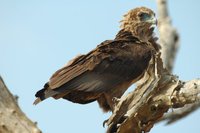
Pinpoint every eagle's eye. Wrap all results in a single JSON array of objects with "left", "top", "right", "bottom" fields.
[{"left": 139, "top": 12, "right": 151, "bottom": 21}]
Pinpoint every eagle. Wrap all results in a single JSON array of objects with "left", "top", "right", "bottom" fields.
[{"left": 34, "top": 7, "right": 160, "bottom": 112}]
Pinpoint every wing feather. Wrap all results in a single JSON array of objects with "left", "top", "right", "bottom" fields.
[
  {"left": 48, "top": 38, "right": 152, "bottom": 98},
  {"left": 50, "top": 66, "right": 86, "bottom": 88}
]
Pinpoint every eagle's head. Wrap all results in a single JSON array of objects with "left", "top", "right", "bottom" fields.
[{"left": 120, "top": 7, "right": 157, "bottom": 42}]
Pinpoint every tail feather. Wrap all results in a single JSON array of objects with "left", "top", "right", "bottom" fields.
[
  {"left": 33, "top": 83, "right": 59, "bottom": 105},
  {"left": 33, "top": 98, "right": 42, "bottom": 105}
]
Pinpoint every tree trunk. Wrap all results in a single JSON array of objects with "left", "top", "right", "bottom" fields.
[{"left": 0, "top": 76, "right": 41, "bottom": 133}]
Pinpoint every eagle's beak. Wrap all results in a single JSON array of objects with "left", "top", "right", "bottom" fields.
[{"left": 148, "top": 17, "right": 157, "bottom": 26}]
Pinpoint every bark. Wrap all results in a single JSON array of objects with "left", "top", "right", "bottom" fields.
[{"left": 0, "top": 76, "right": 41, "bottom": 133}]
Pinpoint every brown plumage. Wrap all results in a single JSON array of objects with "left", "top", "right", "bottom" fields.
[{"left": 34, "top": 7, "right": 160, "bottom": 112}]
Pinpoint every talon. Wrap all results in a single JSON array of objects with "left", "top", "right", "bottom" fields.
[
  {"left": 117, "top": 124, "right": 121, "bottom": 128},
  {"left": 112, "top": 97, "right": 120, "bottom": 103},
  {"left": 103, "top": 119, "right": 108, "bottom": 127}
]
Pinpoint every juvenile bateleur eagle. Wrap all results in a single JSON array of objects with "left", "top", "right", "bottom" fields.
[{"left": 34, "top": 7, "right": 160, "bottom": 112}]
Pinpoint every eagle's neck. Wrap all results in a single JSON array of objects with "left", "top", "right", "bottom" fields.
[
  {"left": 120, "top": 22, "right": 155, "bottom": 42},
  {"left": 132, "top": 24, "right": 155, "bottom": 42},
  {"left": 116, "top": 28, "right": 160, "bottom": 51},
  {"left": 115, "top": 29, "right": 139, "bottom": 41},
  {"left": 135, "top": 27, "right": 161, "bottom": 52}
]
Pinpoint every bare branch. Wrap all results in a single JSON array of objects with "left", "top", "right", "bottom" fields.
[
  {"left": 156, "top": 0, "right": 179, "bottom": 72},
  {"left": 0, "top": 76, "right": 41, "bottom": 133},
  {"left": 156, "top": 0, "right": 200, "bottom": 124},
  {"left": 159, "top": 102, "right": 200, "bottom": 124}
]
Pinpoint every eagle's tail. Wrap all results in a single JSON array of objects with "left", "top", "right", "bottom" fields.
[
  {"left": 33, "top": 83, "right": 58, "bottom": 105},
  {"left": 33, "top": 97, "right": 42, "bottom": 105}
]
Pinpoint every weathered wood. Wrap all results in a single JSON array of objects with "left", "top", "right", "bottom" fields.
[
  {"left": 156, "top": 0, "right": 200, "bottom": 124},
  {"left": 105, "top": 54, "right": 200, "bottom": 133},
  {"left": 156, "top": 0, "right": 179, "bottom": 72},
  {"left": 0, "top": 76, "right": 41, "bottom": 133}
]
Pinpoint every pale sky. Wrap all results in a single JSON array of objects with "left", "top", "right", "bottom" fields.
[{"left": 0, "top": 0, "right": 200, "bottom": 133}]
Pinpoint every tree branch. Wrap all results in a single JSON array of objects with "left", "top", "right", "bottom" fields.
[
  {"left": 156, "top": 0, "right": 200, "bottom": 124},
  {"left": 105, "top": 54, "right": 200, "bottom": 133},
  {"left": 156, "top": 0, "right": 179, "bottom": 72},
  {"left": 0, "top": 76, "right": 41, "bottom": 133},
  {"left": 159, "top": 102, "right": 200, "bottom": 125}
]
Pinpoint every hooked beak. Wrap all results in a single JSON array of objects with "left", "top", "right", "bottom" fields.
[{"left": 147, "top": 17, "right": 157, "bottom": 26}]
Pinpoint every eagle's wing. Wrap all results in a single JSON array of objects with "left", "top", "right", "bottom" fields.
[
  {"left": 50, "top": 39, "right": 151, "bottom": 92},
  {"left": 34, "top": 39, "right": 152, "bottom": 104}
]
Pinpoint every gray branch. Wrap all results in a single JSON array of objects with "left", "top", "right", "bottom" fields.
[
  {"left": 159, "top": 102, "right": 200, "bottom": 124},
  {"left": 156, "top": 0, "right": 179, "bottom": 72}
]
